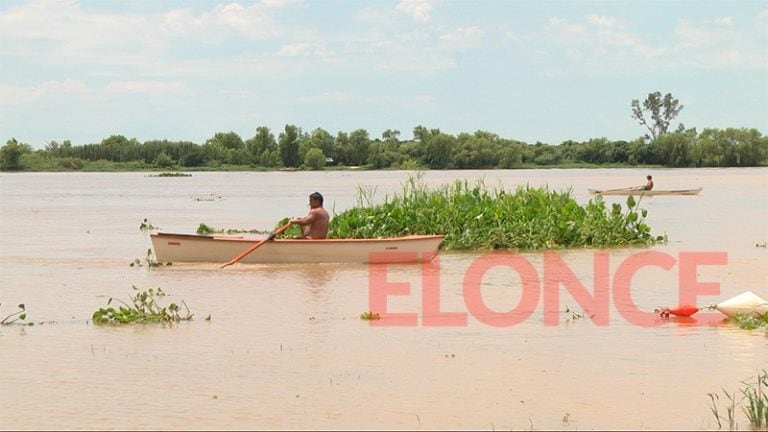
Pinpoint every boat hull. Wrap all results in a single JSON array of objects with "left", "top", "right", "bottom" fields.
[
  {"left": 588, "top": 187, "right": 702, "bottom": 196},
  {"left": 150, "top": 233, "right": 445, "bottom": 264}
]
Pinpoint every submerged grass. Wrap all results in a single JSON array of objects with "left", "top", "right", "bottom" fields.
[{"left": 329, "top": 173, "right": 663, "bottom": 250}]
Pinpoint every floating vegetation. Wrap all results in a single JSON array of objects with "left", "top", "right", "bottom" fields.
[
  {"left": 92, "top": 286, "right": 192, "bottom": 325},
  {"left": 330, "top": 173, "right": 663, "bottom": 250},
  {"left": 564, "top": 307, "right": 595, "bottom": 322},
  {"left": 273, "top": 217, "right": 306, "bottom": 238},
  {"left": 709, "top": 370, "right": 768, "bottom": 430},
  {"left": 196, "top": 223, "right": 269, "bottom": 235},
  {"left": 192, "top": 193, "right": 223, "bottom": 202},
  {"left": 727, "top": 312, "right": 768, "bottom": 331},
  {"left": 359, "top": 311, "right": 381, "bottom": 320},
  {"left": 148, "top": 172, "right": 191, "bottom": 177},
  {"left": 130, "top": 248, "right": 172, "bottom": 268},
  {"left": 139, "top": 218, "right": 159, "bottom": 231},
  {"left": 1, "top": 303, "right": 27, "bottom": 326},
  {"left": 757, "top": 241, "right": 767, "bottom": 248}
]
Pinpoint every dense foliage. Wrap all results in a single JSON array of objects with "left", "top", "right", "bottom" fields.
[
  {"left": 2, "top": 125, "right": 766, "bottom": 172},
  {"left": 328, "top": 175, "right": 662, "bottom": 250}
]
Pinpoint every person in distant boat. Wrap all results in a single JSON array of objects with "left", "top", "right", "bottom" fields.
[
  {"left": 643, "top": 175, "right": 654, "bottom": 191},
  {"left": 289, "top": 192, "right": 329, "bottom": 239}
]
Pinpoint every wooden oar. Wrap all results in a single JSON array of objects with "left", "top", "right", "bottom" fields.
[
  {"left": 597, "top": 186, "right": 641, "bottom": 193},
  {"left": 220, "top": 222, "right": 292, "bottom": 268}
]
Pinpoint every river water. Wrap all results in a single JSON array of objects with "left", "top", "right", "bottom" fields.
[{"left": 0, "top": 168, "right": 766, "bottom": 430}]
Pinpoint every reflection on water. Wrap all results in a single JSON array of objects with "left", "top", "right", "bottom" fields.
[{"left": 0, "top": 168, "right": 766, "bottom": 430}]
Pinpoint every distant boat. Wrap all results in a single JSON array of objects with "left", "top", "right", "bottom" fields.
[
  {"left": 588, "top": 187, "right": 702, "bottom": 196},
  {"left": 150, "top": 233, "right": 445, "bottom": 264}
]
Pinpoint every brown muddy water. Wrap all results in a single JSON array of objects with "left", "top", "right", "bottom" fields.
[{"left": 0, "top": 168, "right": 766, "bottom": 430}]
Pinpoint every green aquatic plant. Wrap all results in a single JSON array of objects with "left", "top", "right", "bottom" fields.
[
  {"left": 742, "top": 370, "right": 768, "bottom": 429},
  {"left": 330, "top": 174, "right": 662, "bottom": 250},
  {"left": 151, "top": 172, "right": 191, "bottom": 177},
  {"left": 709, "top": 370, "right": 768, "bottom": 430},
  {"left": 196, "top": 223, "right": 214, "bottom": 234},
  {"left": 563, "top": 307, "right": 596, "bottom": 322},
  {"left": 1, "top": 303, "right": 26, "bottom": 325},
  {"left": 191, "top": 193, "right": 223, "bottom": 202},
  {"left": 139, "top": 218, "right": 159, "bottom": 231},
  {"left": 273, "top": 217, "right": 305, "bottom": 238},
  {"left": 196, "top": 223, "right": 270, "bottom": 235},
  {"left": 92, "top": 286, "right": 192, "bottom": 325},
  {"left": 130, "top": 248, "right": 172, "bottom": 268},
  {"left": 359, "top": 311, "right": 381, "bottom": 320},
  {"left": 708, "top": 390, "right": 740, "bottom": 431},
  {"left": 727, "top": 312, "right": 768, "bottom": 331}
]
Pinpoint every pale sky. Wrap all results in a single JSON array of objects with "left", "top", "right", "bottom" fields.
[{"left": 1, "top": 0, "right": 767, "bottom": 149}]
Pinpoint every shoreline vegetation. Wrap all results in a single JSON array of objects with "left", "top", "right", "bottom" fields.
[{"left": 2, "top": 125, "right": 767, "bottom": 172}]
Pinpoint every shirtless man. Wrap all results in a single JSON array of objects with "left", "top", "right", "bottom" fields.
[
  {"left": 643, "top": 175, "right": 654, "bottom": 191},
  {"left": 290, "top": 192, "right": 329, "bottom": 239}
]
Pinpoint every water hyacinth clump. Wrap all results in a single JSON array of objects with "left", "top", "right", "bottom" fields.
[
  {"left": 92, "top": 286, "right": 192, "bottom": 325},
  {"left": 329, "top": 175, "right": 663, "bottom": 250}
]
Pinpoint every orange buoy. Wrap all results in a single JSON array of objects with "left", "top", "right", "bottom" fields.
[{"left": 668, "top": 305, "right": 699, "bottom": 317}]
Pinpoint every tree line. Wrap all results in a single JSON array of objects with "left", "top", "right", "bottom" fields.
[
  {"left": 2, "top": 125, "right": 766, "bottom": 171},
  {"left": 2, "top": 91, "right": 767, "bottom": 171}
]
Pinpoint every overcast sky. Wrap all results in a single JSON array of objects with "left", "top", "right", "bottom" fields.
[{"left": 1, "top": 0, "right": 766, "bottom": 149}]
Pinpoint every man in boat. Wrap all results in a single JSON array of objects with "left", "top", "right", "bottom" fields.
[
  {"left": 289, "top": 192, "right": 329, "bottom": 239},
  {"left": 643, "top": 175, "right": 654, "bottom": 191}
]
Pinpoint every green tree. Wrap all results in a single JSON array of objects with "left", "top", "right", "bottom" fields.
[
  {"left": 631, "top": 91, "right": 684, "bottom": 141},
  {"left": 347, "top": 129, "right": 371, "bottom": 166},
  {"left": 259, "top": 149, "right": 281, "bottom": 167},
  {"left": 245, "top": 127, "right": 276, "bottom": 162},
  {"left": 453, "top": 132, "right": 496, "bottom": 168},
  {"left": 655, "top": 129, "right": 695, "bottom": 167},
  {"left": 153, "top": 151, "right": 175, "bottom": 168},
  {"left": 692, "top": 128, "right": 767, "bottom": 167},
  {"left": 1, "top": 138, "right": 27, "bottom": 170},
  {"left": 424, "top": 133, "right": 455, "bottom": 168},
  {"left": 304, "top": 148, "right": 326, "bottom": 170},
  {"left": 279, "top": 124, "right": 301, "bottom": 167},
  {"left": 382, "top": 129, "right": 400, "bottom": 142},
  {"left": 100, "top": 135, "right": 140, "bottom": 162},
  {"left": 44, "top": 140, "right": 73, "bottom": 158},
  {"left": 497, "top": 140, "right": 525, "bottom": 168},
  {"left": 308, "top": 128, "right": 335, "bottom": 158},
  {"left": 179, "top": 147, "right": 207, "bottom": 167},
  {"left": 206, "top": 131, "right": 244, "bottom": 150},
  {"left": 334, "top": 131, "right": 350, "bottom": 165}
]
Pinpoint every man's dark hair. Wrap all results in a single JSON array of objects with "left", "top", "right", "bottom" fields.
[{"left": 309, "top": 192, "right": 323, "bottom": 205}]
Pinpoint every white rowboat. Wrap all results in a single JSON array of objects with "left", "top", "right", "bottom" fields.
[
  {"left": 588, "top": 187, "right": 702, "bottom": 196},
  {"left": 150, "top": 233, "right": 445, "bottom": 264}
]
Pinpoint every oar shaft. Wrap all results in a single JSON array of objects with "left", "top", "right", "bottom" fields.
[{"left": 220, "top": 222, "right": 292, "bottom": 268}]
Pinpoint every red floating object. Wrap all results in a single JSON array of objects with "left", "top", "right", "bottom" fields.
[{"left": 669, "top": 305, "right": 699, "bottom": 317}]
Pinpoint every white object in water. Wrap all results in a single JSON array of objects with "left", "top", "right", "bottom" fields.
[{"left": 713, "top": 291, "right": 768, "bottom": 318}]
